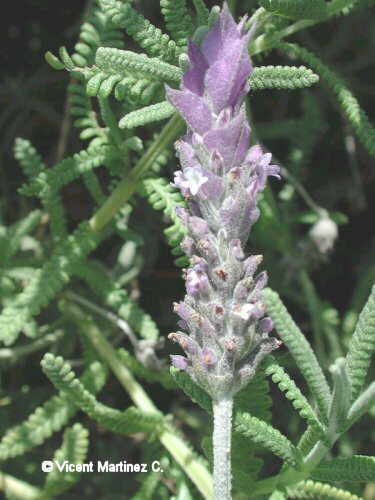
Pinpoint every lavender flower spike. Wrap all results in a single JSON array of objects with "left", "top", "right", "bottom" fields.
[
  {"left": 167, "top": 5, "right": 281, "bottom": 498},
  {"left": 167, "top": 3, "right": 280, "bottom": 402}
]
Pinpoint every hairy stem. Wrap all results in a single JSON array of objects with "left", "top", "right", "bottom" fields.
[
  {"left": 89, "top": 113, "right": 184, "bottom": 232},
  {"left": 213, "top": 398, "right": 233, "bottom": 500}
]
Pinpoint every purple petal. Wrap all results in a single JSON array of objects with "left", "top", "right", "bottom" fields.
[
  {"left": 201, "top": 347, "right": 217, "bottom": 366},
  {"left": 183, "top": 41, "right": 209, "bottom": 96},
  {"left": 175, "top": 140, "right": 197, "bottom": 171},
  {"left": 165, "top": 87, "right": 212, "bottom": 135},
  {"left": 233, "top": 123, "right": 250, "bottom": 167},
  {"left": 170, "top": 355, "right": 188, "bottom": 370},
  {"left": 258, "top": 317, "right": 273, "bottom": 334},
  {"left": 204, "top": 38, "right": 251, "bottom": 113},
  {"left": 203, "top": 110, "right": 246, "bottom": 170},
  {"left": 201, "top": 18, "right": 223, "bottom": 64}
]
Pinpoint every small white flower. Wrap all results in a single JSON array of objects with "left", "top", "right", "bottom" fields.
[
  {"left": 184, "top": 166, "right": 208, "bottom": 195},
  {"left": 310, "top": 216, "right": 338, "bottom": 254}
]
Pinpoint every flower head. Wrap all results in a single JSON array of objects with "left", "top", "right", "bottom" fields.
[{"left": 167, "top": 3, "right": 280, "bottom": 399}]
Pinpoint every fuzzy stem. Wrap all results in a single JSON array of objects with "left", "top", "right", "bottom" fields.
[{"left": 213, "top": 398, "right": 233, "bottom": 500}]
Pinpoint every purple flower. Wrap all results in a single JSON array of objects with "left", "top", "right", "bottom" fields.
[{"left": 167, "top": 3, "right": 280, "bottom": 399}]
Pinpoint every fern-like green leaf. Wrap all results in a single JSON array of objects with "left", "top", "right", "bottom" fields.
[
  {"left": 259, "top": 0, "right": 327, "bottom": 20},
  {"left": 142, "top": 177, "right": 188, "bottom": 266},
  {"left": 0, "top": 362, "right": 106, "bottom": 461},
  {"left": 160, "top": 0, "right": 194, "bottom": 46},
  {"left": 297, "top": 425, "right": 324, "bottom": 456},
  {"left": 72, "top": 260, "right": 160, "bottom": 340},
  {"left": 232, "top": 369, "right": 273, "bottom": 491},
  {"left": 328, "top": 358, "right": 352, "bottom": 435},
  {"left": 346, "top": 285, "right": 375, "bottom": 401},
  {"left": 41, "top": 354, "right": 164, "bottom": 435},
  {"left": 43, "top": 423, "right": 89, "bottom": 496},
  {"left": 0, "top": 222, "right": 110, "bottom": 346},
  {"left": 119, "top": 101, "right": 175, "bottom": 129},
  {"left": 98, "top": 0, "right": 178, "bottom": 61},
  {"left": 192, "top": 0, "right": 210, "bottom": 25},
  {"left": 263, "top": 357, "right": 325, "bottom": 434},
  {"left": 0, "top": 210, "right": 42, "bottom": 266},
  {"left": 249, "top": 65, "right": 319, "bottom": 90},
  {"left": 344, "top": 381, "right": 375, "bottom": 432},
  {"left": 95, "top": 48, "right": 182, "bottom": 83},
  {"left": 234, "top": 412, "right": 302, "bottom": 467},
  {"left": 19, "top": 147, "right": 109, "bottom": 198},
  {"left": 287, "top": 479, "right": 362, "bottom": 499},
  {"left": 14, "top": 138, "right": 45, "bottom": 178},
  {"left": 170, "top": 367, "right": 212, "bottom": 414},
  {"left": 14, "top": 139, "right": 68, "bottom": 242},
  {"left": 263, "top": 288, "right": 332, "bottom": 422},
  {"left": 72, "top": 8, "right": 125, "bottom": 68},
  {"left": 278, "top": 42, "right": 375, "bottom": 156},
  {"left": 132, "top": 471, "right": 161, "bottom": 500},
  {"left": 312, "top": 455, "right": 375, "bottom": 483}
]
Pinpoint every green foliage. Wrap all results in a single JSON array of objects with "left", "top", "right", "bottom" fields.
[
  {"left": 19, "top": 147, "right": 109, "bottom": 198},
  {"left": 259, "top": 0, "right": 327, "bottom": 20},
  {"left": 232, "top": 369, "right": 273, "bottom": 492},
  {"left": 170, "top": 367, "right": 212, "bottom": 414},
  {"left": 14, "top": 138, "right": 44, "bottom": 178},
  {"left": 312, "top": 455, "right": 375, "bottom": 483},
  {"left": 43, "top": 423, "right": 89, "bottom": 496},
  {"left": 132, "top": 470, "right": 161, "bottom": 499},
  {"left": 94, "top": 47, "right": 182, "bottom": 84},
  {"left": 234, "top": 412, "right": 302, "bottom": 467},
  {"left": 278, "top": 42, "right": 375, "bottom": 156},
  {"left": 143, "top": 177, "right": 188, "bottom": 266},
  {"left": 0, "top": 222, "right": 109, "bottom": 346},
  {"left": 160, "top": 0, "right": 194, "bottom": 46},
  {"left": 287, "top": 479, "right": 362, "bottom": 499},
  {"left": 41, "top": 354, "right": 164, "bottom": 435},
  {"left": 192, "top": 0, "right": 210, "bottom": 25},
  {"left": 0, "top": 210, "right": 42, "bottom": 266},
  {"left": 328, "top": 358, "right": 352, "bottom": 436},
  {"left": 264, "top": 357, "right": 325, "bottom": 434},
  {"left": 262, "top": 288, "right": 332, "bottom": 422},
  {"left": 0, "top": 362, "right": 106, "bottom": 461},
  {"left": 72, "top": 260, "right": 160, "bottom": 340},
  {"left": 119, "top": 101, "right": 175, "bottom": 129},
  {"left": 98, "top": 0, "right": 178, "bottom": 61},
  {"left": 343, "top": 381, "right": 375, "bottom": 432},
  {"left": 117, "top": 348, "right": 176, "bottom": 389},
  {"left": 249, "top": 65, "right": 319, "bottom": 90},
  {"left": 346, "top": 285, "right": 375, "bottom": 401},
  {"left": 2, "top": 0, "right": 375, "bottom": 498}
]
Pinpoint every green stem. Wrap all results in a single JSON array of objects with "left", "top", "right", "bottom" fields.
[
  {"left": 71, "top": 305, "right": 213, "bottom": 499},
  {"left": 249, "top": 0, "right": 357, "bottom": 56},
  {"left": 89, "top": 113, "right": 184, "bottom": 232},
  {"left": 0, "top": 471, "right": 45, "bottom": 500}
]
